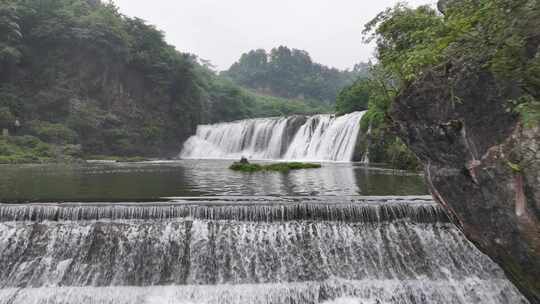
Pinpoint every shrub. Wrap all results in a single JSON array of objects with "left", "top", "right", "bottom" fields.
[
  {"left": 336, "top": 79, "right": 370, "bottom": 115},
  {"left": 386, "top": 138, "right": 421, "bottom": 171},
  {"left": 9, "top": 135, "right": 41, "bottom": 148},
  {"left": 0, "top": 136, "right": 53, "bottom": 164},
  {"left": 29, "top": 121, "right": 77, "bottom": 144}
]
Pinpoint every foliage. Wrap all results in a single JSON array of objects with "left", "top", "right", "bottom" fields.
[
  {"left": 348, "top": 0, "right": 540, "bottom": 169},
  {"left": 0, "top": 0, "right": 322, "bottom": 159},
  {"left": 206, "top": 78, "right": 256, "bottom": 122},
  {"left": 335, "top": 63, "right": 420, "bottom": 170},
  {"left": 204, "top": 75, "right": 332, "bottom": 123},
  {"left": 335, "top": 79, "right": 370, "bottom": 115},
  {"left": 229, "top": 161, "right": 322, "bottom": 173},
  {"left": 246, "top": 90, "right": 332, "bottom": 118},
  {"left": 264, "top": 162, "right": 321, "bottom": 172},
  {"left": 386, "top": 137, "right": 421, "bottom": 170},
  {"left": 28, "top": 120, "right": 77, "bottom": 144},
  {"left": 364, "top": 0, "right": 540, "bottom": 125},
  {"left": 0, "top": 106, "right": 14, "bottom": 128},
  {"left": 0, "top": 135, "right": 62, "bottom": 164},
  {"left": 363, "top": 4, "right": 447, "bottom": 82},
  {"left": 516, "top": 99, "right": 540, "bottom": 128},
  {"left": 229, "top": 162, "right": 264, "bottom": 172},
  {"left": 223, "top": 46, "right": 365, "bottom": 104},
  {"left": 0, "top": 1, "right": 22, "bottom": 77}
]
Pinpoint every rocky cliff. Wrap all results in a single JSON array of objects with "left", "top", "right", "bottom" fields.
[{"left": 390, "top": 61, "right": 540, "bottom": 302}]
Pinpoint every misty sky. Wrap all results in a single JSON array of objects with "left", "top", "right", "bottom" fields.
[{"left": 112, "top": 0, "right": 432, "bottom": 71}]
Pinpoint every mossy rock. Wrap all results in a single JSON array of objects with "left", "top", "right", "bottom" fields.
[{"left": 229, "top": 161, "right": 321, "bottom": 172}]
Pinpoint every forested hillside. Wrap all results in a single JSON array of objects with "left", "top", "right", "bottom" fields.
[
  {"left": 223, "top": 47, "right": 367, "bottom": 104},
  {"left": 0, "top": 0, "right": 327, "bottom": 162}
]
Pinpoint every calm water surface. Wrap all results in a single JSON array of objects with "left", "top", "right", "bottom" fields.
[{"left": 0, "top": 160, "right": 427, "bottom": 201}]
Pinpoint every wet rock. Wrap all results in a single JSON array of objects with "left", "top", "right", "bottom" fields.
[{"left": 390, "top": 60, "right": 540, "bottom": 302}]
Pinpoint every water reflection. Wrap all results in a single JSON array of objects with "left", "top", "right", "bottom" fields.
[{"left": 0, "top": 160, "right": 427, "bottom": 201}]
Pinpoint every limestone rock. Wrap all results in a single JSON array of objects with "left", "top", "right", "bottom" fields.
[{"left": 390, "top": 60, "right": 540, "bottom": 302}]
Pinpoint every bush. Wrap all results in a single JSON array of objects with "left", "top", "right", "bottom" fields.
[
  {"left": 386, "top": 138, "right": 421, "bottom": 170},
  {"left": 336, "top": 79, "right": 370, "bottom": 115},
  {"left": 229, "top": 163, "right": 263, "bottom": 172},
  {"left": 29, "top": 121, "right": 77, "bottom": 144},
  {"left": 62, "top": 144, "right": 83, "bottom": 158},
  {"left": 0, "top": 135, "right": 65, "bottom": 164},
  {"left": 9, "top": 135, "right": 41, "bottom": 148},
  {"left": 0, "top": 154, "right": 40, "bottom": 164},
  {"left": 141, "top": 125, "right": 163, "bottom": 142}
]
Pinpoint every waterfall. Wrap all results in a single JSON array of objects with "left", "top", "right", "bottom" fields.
[
  {"left": 0, "top": 197, "right": 528, "bottom": 304},
  {"left": 284, "top": 112, "right": 363, "bottom": 161},
  {"left": 180, "top": 112, "right": 365, "bottom": 162}
]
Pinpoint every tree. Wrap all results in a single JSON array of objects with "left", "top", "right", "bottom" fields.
[
  {"left": 335, "top": 79, "right": 370, "bottom": 115},
  {"left": 363, "top": 3, "right": 446, "bottom": 83},
  {"left": 0, "top": 2, "right": 22, "bottom": 81},
  {"left": 364, "top": 0, "right": 540, "bottom": 124},
  {"left": 223, "top": 46, "right": 361, "bottom": 104}
]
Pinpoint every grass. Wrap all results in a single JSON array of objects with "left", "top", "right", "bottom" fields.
[
  {"left": 229, "top": 161, "right": 322, "bottom": 172},
  {"left": 0, "top": 135, "right": 57, "bottom": 164},
  {"left": 0, "top": 135, "right": 151, "bottom": 165},
  {"left": 0, "top": 135, "right": 87, "bottom": 164}
]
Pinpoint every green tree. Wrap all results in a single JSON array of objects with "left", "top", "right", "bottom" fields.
[
  {"left": 364, "top": 0, "right": 540, "bottom": 124},
  {"left": 363, "top": 3, "right": 447, "bottom": 83},
  {"left": 0, "top": 2, "right": 22, "bottom": 81},
  {"left": 336, "top": 79, "right": 370, "bottom": 115},
  {"left": 223, "top": 46, "right": 361, "bottom": 105}
]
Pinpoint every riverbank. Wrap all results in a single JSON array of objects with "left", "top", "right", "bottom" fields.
[
  {"left": 0, "top": 135, "right": 152, "bottom": 164},
  {"left": 0, "top": 135, "right": 78, "bottom": 164}
]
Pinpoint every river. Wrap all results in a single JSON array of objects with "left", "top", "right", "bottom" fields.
[{"left": 0, "top": 113, "right": 529, "bottom": 304}]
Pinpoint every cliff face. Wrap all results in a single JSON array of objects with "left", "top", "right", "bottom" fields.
[
  {"left": 0, "top": 0, "right": 211, "bottom": 158},
  {"left": 390, "top": 62, "right": 540, "bottom": 302},
  {"left": 9, "top": 47, "right": 204, "bottom": 157}
]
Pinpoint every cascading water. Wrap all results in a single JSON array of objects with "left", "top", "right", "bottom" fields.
[
  {"left": 0, "top": 197, "right": 528, "bottom": 304},
  {"left": 180, "top": 112, "right": 365, "bottom": 161},
  {"left": 284, "top": 113, "right": 362, "bottom": 161}
]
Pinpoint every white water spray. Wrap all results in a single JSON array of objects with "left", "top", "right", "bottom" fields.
[
  {"left": 0, "top": 198, "right": 529, "bottom": 304},
  {"left": 180, "top": 112, "right": 365, "bottom": 161}
]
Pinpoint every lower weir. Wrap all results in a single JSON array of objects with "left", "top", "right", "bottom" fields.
[{"left": 0, "top": 197, "right": 528, "bottom": 304}]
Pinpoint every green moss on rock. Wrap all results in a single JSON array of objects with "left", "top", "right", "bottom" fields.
[{"left": 229, "top": 162, "right": 321, "bottom": 172}]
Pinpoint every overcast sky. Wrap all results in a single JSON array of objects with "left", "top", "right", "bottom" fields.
[{"left": 112, "top": 0, "right": 432, "bottom": 71}]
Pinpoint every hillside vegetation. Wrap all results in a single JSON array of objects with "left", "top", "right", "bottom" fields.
[
  {"left": 361, "top": 0, "right": 539, "bottom": 129},
  {"left": 335, "top": 0, "right": 539, "bottom": 170},
  {"left": 0, "top": 0, "right": 330, "bottom": 163},
  {"left": 223, "top": 47, "right": 368, "bottom": 105}
]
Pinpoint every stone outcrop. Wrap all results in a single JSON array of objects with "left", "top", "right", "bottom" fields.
[{"left": 390, "top": 60, "right": 540, "bottom": 302}]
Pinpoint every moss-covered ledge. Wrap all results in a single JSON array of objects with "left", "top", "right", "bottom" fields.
[{"left": 229, "top": 161, "right": 321, "bottom": 173}]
